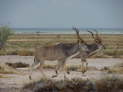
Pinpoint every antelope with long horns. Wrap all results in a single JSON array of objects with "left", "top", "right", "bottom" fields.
[
  {"left": 73, "top": 28, "right": 105, "bottom": 73},
  {"left": 29, "top": 27, "right": 105, "bottom": 79}
]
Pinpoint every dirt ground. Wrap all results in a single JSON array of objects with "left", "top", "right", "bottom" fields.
[{"left": 0, "top": 56, "right": 123, "bottom": 90}]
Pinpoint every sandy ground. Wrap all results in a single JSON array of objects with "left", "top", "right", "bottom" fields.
[{"left": 0, "top": 55, "right": 123, "bottom": 89}]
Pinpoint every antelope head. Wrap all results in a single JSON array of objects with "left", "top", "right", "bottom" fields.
[{"left": 87, "top": 29, "right": 106, "bottom": 49}]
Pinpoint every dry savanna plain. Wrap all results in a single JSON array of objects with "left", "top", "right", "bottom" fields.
[
  {"left": 0, "top": 33, "right": 123, "bottom": 92},
  {"left": 3, "top": 34, "right": 123, "bottom": 56}
]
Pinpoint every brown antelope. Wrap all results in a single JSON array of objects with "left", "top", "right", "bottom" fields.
[{"left": 29, "top": 27, "right": 105, "bottom": 79}]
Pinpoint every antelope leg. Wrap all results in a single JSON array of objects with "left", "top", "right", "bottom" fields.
[
  {"left": 38, "top": 62, "right": 48, "bottom": 79},
  {"left": 80, "top": 58, "right": 87, "bottom": 74}
]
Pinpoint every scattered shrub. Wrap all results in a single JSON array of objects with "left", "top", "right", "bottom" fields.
[
  {"left": 23, "top": 76, "right": 123, "bottom": 92},
  {"left": 0, "top": 63, "right": 19, "bottom": 74},
  {"left": 23, "top": 78, "right": 96, "bottom": 92},
  {"left": 0, "top": 26, "right": 13, "bottom": 49},
  {"left": 96, "top": 76, "right": 123, "bottom": 92},
  {"left": 6, "top": 62, "right": 29, "bottom": 68}
]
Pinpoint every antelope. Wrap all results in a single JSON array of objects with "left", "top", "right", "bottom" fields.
[
  {"left": 29, "top": 27, "right": 105, "bottom": 79},
  {"left": 73, "top": 28, "right": 105, "bottom": 72}
]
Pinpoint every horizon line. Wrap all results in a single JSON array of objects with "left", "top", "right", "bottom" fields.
[{"left": 11, "top": 27, "right": 123, "bottom": 30}]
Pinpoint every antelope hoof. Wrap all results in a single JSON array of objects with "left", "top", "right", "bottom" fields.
[
  {"left": 67, "top": 71, "right": 70, "bottom": 74},
  {"left": 82, "top": 70, "right": 86, "bottom": 74},
  {"left": 81, "top": 71, "right": 87, "bottom": 76},
  {"left": 55, "top": 70, "right": 58, "bottom": 74},
  {"left": 29, "top": 75, "right": 32, "bottom": 80}
]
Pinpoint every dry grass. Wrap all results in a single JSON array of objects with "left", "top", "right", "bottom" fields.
[
  {"left": 40, "top": 64, "right": 98, "bottom": 72},
  {"left": 17, "top": 50, "right": 34, "bottom": 56},
  {"left": 0, "top": 63, "right": 19, "bottom": 74},
  {"left": 43, "top": 64, "right": 56, "bottom": 69},
  {"left": 101, "top": 66, "right": 123, "bottom": 74},
  {"left": 0, "top": 75, "right": 6, "bottom": 78},
  {"left": 0, "top": 34, "right": 123, "bottom": 56},
  {"left": 109, "top": 67, "right": 123, "bottom": 73},
  {"left": 100, "top": 62, "right": 123, "bottom": 74}
]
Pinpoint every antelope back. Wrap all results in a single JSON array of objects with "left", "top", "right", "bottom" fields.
[{"left": 34, "top": 44, "right": 68, "bottom": 60}]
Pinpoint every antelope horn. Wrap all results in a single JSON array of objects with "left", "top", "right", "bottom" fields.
[
  {"left": 93, "top": 29, "right": 102, "bottom": 43},
  {"left": 72, "top": 27, "right": 85, "bottom": 43},
  {"left": 93, "top": 29, "right": 99, "bottom": 38},
  {"left": 87, "top": 30, "right": 95, "bottom": 39}
]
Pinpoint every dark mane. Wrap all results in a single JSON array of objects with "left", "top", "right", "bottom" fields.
[
  {"left": 86, "top": 43, "right": 98, "bottom": 53},
  {"left": 59, "top": 43, "right": 76, "bottom": 50},
  {"left": 56, "top": 43, "right": 78, "bottom": 56}
]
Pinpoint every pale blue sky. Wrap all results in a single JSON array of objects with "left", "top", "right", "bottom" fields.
[{"left": 0, "top": 0, "right": 123, "bottom": 28}]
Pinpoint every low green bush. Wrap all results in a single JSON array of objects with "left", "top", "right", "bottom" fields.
[{"left": 0, "top": 26, "right": 13, "bottom": 49}]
